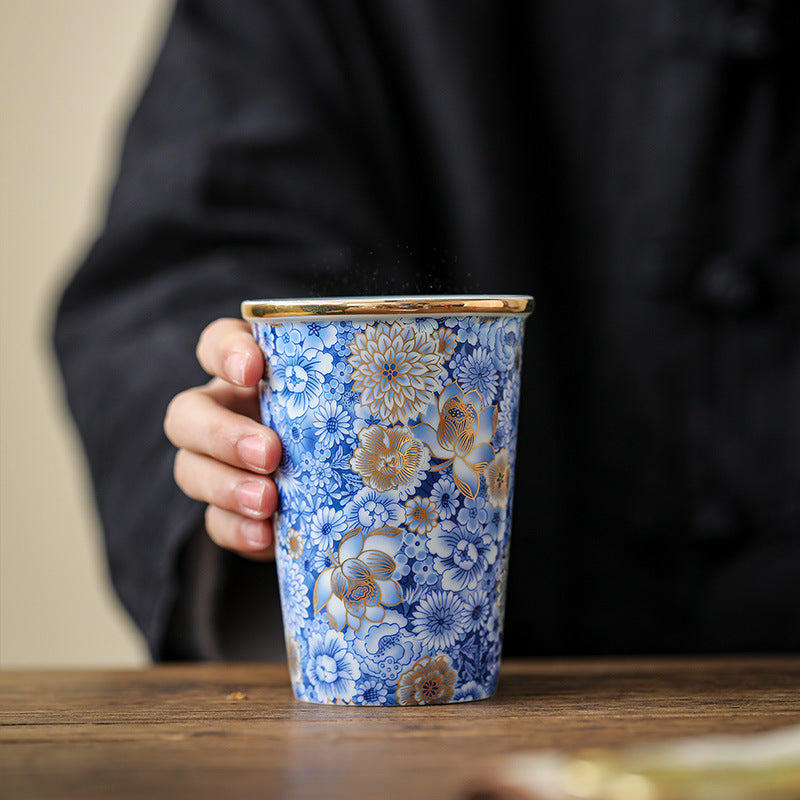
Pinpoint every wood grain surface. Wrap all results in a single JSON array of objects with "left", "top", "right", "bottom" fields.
[{"left": 2, "top": 657, "right": 799, "bottom": 799}]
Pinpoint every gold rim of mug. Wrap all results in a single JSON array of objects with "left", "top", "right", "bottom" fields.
[{"left": 241, "top": 295, "right": 534, "bottom": 319}]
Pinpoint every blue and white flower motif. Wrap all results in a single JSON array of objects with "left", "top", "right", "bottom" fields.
[
  {"left": 456, "top": 494, "right": 490, "bottom": 534},
  {"left": 302, "top": 453, "right": 345, "bottom": 505},
  {"left": 445, "top": 316, "right": 480, "bottom": 345},
  {"left": 496, "top": 375, "right": 521, "bottom": 446},
  {"left": 346, "top": 487, "right": 403, "bottom": 531},
  {"left": 412, "top": 556, "right": 439, "bottom": 586},
  {"left": 353, "top": 677, "right": 390, "bottom": 705},
  {"left": 303, "top": 320, "right": 339, "bottom": 351},
  {"left": 282, "top": 417, "right": 316, "bottom": 459},
  {"left": 411, "top": 590, "right": 470, "bottom": 651},
  {"left": 402, "top": 530, "right": 428, "bottom": 560},
  {"left": 275, "top": 450, "right": 303, "bottom": 501},
  {"left": 477, "top": 318, "right": 500, "bottom": 349},
  {"left": 462, "top": 590, "right": 492, "bottom": 632},
  {"left": 269, "top": 348, "right": 333, "bottom": 419},
  {"left": 314, "top": 442, "right": 332, "bottom": 462},
  {"left": 249, "top": 312, "right": 528, "bottom": 705},
  {"left": 454, "top": 347, "right": 499, "bottom": 405},
  {"left": 305, "top": 629, "right": 360, "bottom": 703},
  {"left": 491, "top": 321, "right": 521, "bottom": 372},
  {"left": 312, "top": 402, "right": 351, "bottom": 448},
  {"left": 428, "top": 519, "right": 498, "bottom": 591},
  {"left": 414, "top": 318, "right": 439, "bottom": 335},
  {"left": 430, "top": 475, "right": 459, "bottom": 520},
  {"left": 308, "top": 507, "right": 349, "bottom": 550},
  {"left": 322, "top": 379, "right": 345, "bottom": 403},
  {"left": 333, "top": 321, "right": 357, "bottom": 357},
  {"left": 278, "top": 558, "right": 310, "bottom": 633},
  {"left": 484, "top": 600, "right": 502, "bottom": 643},
  {"left": 393, "top": 551, "right": 411, "bottom": 578},
  {"left": 332, "top": 359, "right": 352, "bottom": 382},
  {"left": 311, "top": 547, "right": 336, "bottom": 575},
  {"left": 454, "top": 681, "right": 487, "bottom": 702},
  {"left": 273, "top": 324, "right": 304, "bottom": 356},
  {"left": 340, "top": 388, "right": 361, "bottom": 414},
  {"left": 347, "top": 610, "right": 420, "bottom": 681}
]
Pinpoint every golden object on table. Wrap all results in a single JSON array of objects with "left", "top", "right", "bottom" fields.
[{"left": 464, "top": 724, "right": 800, "bottom": 800}]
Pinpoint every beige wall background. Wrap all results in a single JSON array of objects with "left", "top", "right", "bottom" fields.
[{"left": 1, "top": 0, "right": 174, "bottom": 666}]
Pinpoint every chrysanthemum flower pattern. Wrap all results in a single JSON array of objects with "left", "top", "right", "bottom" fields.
[
  {"left": 396, "top": 654, "right": 458, "bottom": 705},
  {"left": 252, "top": 314, "right": 526, "bottom": 704},
  {"left": 348, "top": 321, "right": 442, "bottom": 424}
]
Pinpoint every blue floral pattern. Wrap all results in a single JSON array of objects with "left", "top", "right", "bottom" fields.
[{"left": 251, "top": 311, "right": 527, "bottom": 704}]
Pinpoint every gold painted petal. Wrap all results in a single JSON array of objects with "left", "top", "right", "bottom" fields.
[
  {"left": 376, "top": 578, "right": 403, "bottom": 607},
  {"left": 347, "top": 609, "right": 363, "bottom": 631},
  {"left": 360, "top": 550, "right": 395, "bottom": 578},
  {"left": 364, "top": 603, "right": 386, "bottom": 623},
  {"left": 331, "top": 568, "right": 349, "bottom": 598},
  {"left": 414, "top": 423, "right": 451, "bottom": 460},
  {"left": 453, "top": 457, "right": 481, "bottom": 500},
  {"left": 477, "top": 405, "right": 498, "bottom": 442},
  {"left": 465, "top": 442, "right": 496, "bottom": 472},
  {"left": 313, "top": 568, "right": 334, "bottom": 613},
  {"left": 439, "top": 381, "right": 462, "bottom": 406},
  {"left": 337, "top": 527, "right": 365, "bottom": 562},
  {"left": 326, "top": 595, "right": 348, "bottom": 630},
  {"left": 462, "top": 389, "right": 485, "bottom": 415},
  {"left": 341, "top": 557, "right": 370, "bottom": 582},
  {"left": 361, "top": 529, "right": 403, "bottom": 558}
]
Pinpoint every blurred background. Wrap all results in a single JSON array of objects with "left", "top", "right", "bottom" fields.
[{"left": 1, "top": 0, "right": 174, "bottom": 665}]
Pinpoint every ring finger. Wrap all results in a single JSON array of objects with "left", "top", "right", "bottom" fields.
[
  {"left": 173, "top": 449, "right": 278, "bottom": 519},
  {"left": 204, "top": 505, "right": 275, "bottom": 560}
]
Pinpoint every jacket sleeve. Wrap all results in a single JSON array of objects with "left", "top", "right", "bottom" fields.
[{"left": 52, "top": 0, "right": 416, "bottom": 659}]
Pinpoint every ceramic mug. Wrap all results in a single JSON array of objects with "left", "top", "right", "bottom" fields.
[{"left": 242, "top": 295, "right": 533, "bottom": 705}]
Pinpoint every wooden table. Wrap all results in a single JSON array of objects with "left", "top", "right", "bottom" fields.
[{"left": 2, "top": 658, "right": 799, "bottom": 799}]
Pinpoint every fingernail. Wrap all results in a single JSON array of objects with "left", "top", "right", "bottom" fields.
[
  {"left": 236, "top": 481, "right": 265, "bottom": 514},
  {"left": 238, "top": 435, "right": 267, "bottom": 471},
  {"left": 225, "top": 352, "right": 251, "bottom": 385},
  {"left": 241, "top": 519, "right": 269, "bottom": 548}
]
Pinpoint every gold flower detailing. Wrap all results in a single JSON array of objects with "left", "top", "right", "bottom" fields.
[
  {"left": 348, "top": 322, "right": 443, "bottom": 424},
  {"left": 350, "top": 424, "right": 429, "bottom": 493},
  {"left": 484, "top": 449, "right": 510, "bottom": 509},
  {"left": 396, "top": 655, "right": 458, "bottom": 705}
]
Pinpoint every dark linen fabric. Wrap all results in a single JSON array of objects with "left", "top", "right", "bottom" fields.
[{"left": 54, "top": 0, "right": 800, "bottom": 659}]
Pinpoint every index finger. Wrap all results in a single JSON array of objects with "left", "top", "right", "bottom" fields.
[{"left": 196, "top": 318, "right": 264, "bottom": 387}]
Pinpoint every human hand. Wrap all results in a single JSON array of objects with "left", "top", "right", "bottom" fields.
[{"left": 164, "top": 318, "right": 281, "bottom": 560}]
